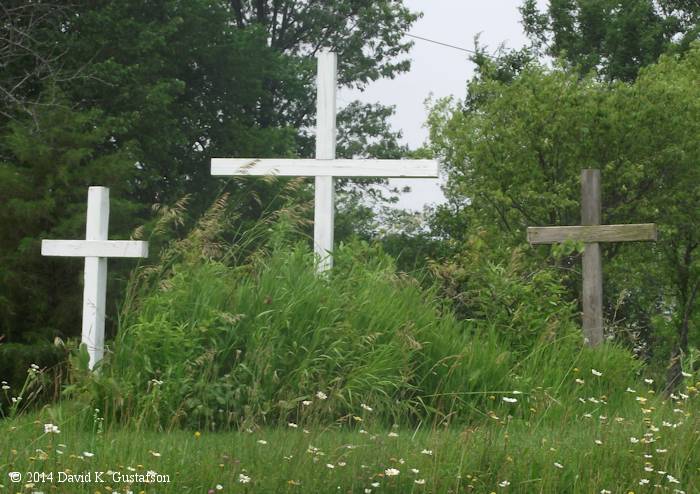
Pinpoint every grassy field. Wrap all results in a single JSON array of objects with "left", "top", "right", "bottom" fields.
[
  {"left": 3, "top": 224, "right": 699, "bottom": 492},
  {"left": 1, "top": 387, "right": 699, "bottom": 493}
]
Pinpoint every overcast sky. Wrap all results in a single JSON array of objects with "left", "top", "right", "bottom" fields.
[{"left": 340, "top": 0, "right": 546, "bottom": 210}]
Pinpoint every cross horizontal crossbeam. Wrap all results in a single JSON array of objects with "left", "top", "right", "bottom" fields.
[
  {"left": 527, "top": 223, "right": 657, "bottom": 244},
  {"left": 211, "top": 158, "right": 438, "bottom": 178},
  {"left": 41, "top": 240, "right": 148, "bottom": 258}
]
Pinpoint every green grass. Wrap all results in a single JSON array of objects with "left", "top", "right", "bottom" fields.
[
  {"left": 1, "top": 391, "right": 699, "bottom": 493},
  {"left": 3, "top": 208, "right": 699, "bottom": 492}
]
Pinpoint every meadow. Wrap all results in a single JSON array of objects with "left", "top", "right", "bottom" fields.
[{"left": 1, "top": 206, "right": 699, "bottom": 493}]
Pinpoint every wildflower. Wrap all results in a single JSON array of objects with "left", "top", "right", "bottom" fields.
[
  {"left": 499, "top": 480, "right": 511, "bottom": 487},
  {"left": 338, "top": 461, "right": 346, "bottom": 467},
  {"left": 575, "top": 378, "right": 585, "bottom": 384},
  {"left": 1, "top": 384, "right": 9, "bottom": 390},
  {"left": 257, "top": 440, "right": 268, "bottom": 445},
  {"left": 150, "top": 451, "right": 161, "bottom": 457},
  {"left": 591, "top": 369, "right": 603, "bottom": 376},
  {"left": 361, "top": 403, "right": 373, "bottom": 411},
  {"left": 326, "top": 464, "right": 335, "bottom": 469},
  {"left": 554, "top": 462, "right": 563, "bottom": 469},
  {"left": 43, "top": 424, "right": 60, "bottom": 434},
  {"left": 194, "top": 431, "right": 201, "bottom": 439},
  {"left": 656, "top": 449, "right": 668, "bottom": 453},
  {"left": 601, "top": 490, "right": 612, "bottom": 494},
  {"left": 502, "top": 397, "right": 517, "bottom": 403},
  {"left": 82, "top": 451, "right": 94, "bottom": 457},
  {"left": 371, "top": 482, "right": 380, "bottom": 487},
  {"left": 388, "top": 432, "right": 399, "bottom": 437},
  {"left": 215, "top": 485, "right": 223, "bottom": 491},
  {"left": 667, "top": 475, "right": 680, "bottom": 484},
  {"left": 644, "top": 378, "right": 654, "bottom": 384},
  {"left": 421, "top": 449, "right": 433, "bottom": 456},
  {"left": 288, "top": 422, "right": 298, "bottom": 428},
  {"left": 302, "top": 400, "right": 312, "bottom": 406},
  {"left": 630, "top": 437, "right": 639, "bottom": 443},
  {"left": 385, "top": 468, "right": 400, "bottom": 477},
  {"left": 415, "top": 479, "right": 426, "bottom": 485},
  {"left": 681, "top": 371, "right": 691, "bottom": 378},
  {"left": 639, "top": 479, "right": 650, "bottom": 485},
  {"left": 359, "top": 429, "right": 368, "bottom": 434},
  {"left": 626, "top": 387, "right": 636, "bottom": 393},
  {"left": 594, "top": 439, "right": 603, "bottom": 445},
  {"left": 364, "top": 490, "right": 372, "bottom": 494},
  {"left": 411, "top": 468, "right": 419, "bottom": 474},
  {"left": 316, "top": 391, "right": 328, "bottom": 400},
  {"left": 238, "top": 473, "right": 251, "bottom": 484}
]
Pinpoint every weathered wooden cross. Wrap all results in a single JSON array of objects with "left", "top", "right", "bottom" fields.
[
  {"left": 42, "top": 187, "right": 149, "bottom": 369},
  {"left": 211, "top": 50, "right": 439, "bottom": 271},
  {"left": 527, "top": 169, "right": 657, "bottom": 346}
]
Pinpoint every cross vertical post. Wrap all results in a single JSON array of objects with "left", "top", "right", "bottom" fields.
[
  {"left": 527, "top": 169, "right": 657, "bottom": 347},
  {"left": 82, "top": 187, "right": 110, "bottom": 367},
  {"left": 314, "top": 50, "right": 337, "bottom": 272},
  {"left": 581, "top": 169, "right": 603, "bottom": 346}
]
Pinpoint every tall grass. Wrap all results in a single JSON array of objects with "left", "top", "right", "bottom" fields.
[{"left": 59, "top": 195, "right": 645, "bottom": 433}]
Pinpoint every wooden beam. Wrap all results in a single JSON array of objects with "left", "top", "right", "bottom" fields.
[
  {"left": 527, "top": 224, "right": 658, "bottom": 245},
  {"left": 42, "top": 240, "right": 149, "bottom": 258},
  {"left": 211, "top": 158, "right": 439, "bottom": 178}
]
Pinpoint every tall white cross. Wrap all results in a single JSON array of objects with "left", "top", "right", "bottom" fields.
[
  {"left": 211, "top": 50, "right": 439, "bottom": 271},
  {"left": 42, "top": 186, "right": 149, "bottom": 369}
]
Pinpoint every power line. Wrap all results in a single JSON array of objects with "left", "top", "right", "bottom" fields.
[{"left": 405, "top": 33, "right": 479, "bottom": 55}]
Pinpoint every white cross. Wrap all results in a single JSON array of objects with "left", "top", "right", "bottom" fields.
[
  {"left": 42, "top": 187, "right": 149, "bottom": 369},
  {"left": 211, "top": 50, "right": 439, "bottom": 271}
]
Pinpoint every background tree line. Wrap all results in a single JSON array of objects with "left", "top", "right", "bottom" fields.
[
  {"left": 0, "top": 0, "right": 698, "bottom": 389},
  {"left": 0, "top": 0, "right": 417, "bottom": 343},
  {"left": 428, "top": 0, "right": 699, "bottom": 387}
]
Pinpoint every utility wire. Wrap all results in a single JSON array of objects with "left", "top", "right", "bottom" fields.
[{"left": 405, "top": 33, "right": 478, "bottom": 54}]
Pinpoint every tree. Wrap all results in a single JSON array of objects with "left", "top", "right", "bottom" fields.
[
  {"left": 520, "top": 0, "right": 700, "bottom": 81},
  {"left": 428, "top": 44, "right": 700, "bottom": 386},
  {"left": 0, "top": 1, "right": 419, "bottom": 343}
]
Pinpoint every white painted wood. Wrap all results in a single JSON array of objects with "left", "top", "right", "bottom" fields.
[
  {"left": 82, "top": 187, "right": 109, "bottom": 369},
  {"left": 313, "top": 50, "right": 338, "bottom": 271},
  {"left": 211, "top": 50, "right": 439, "bottom": 272},
  {"left": 211, "top": 158, "right": 439, "bottom": 177},
  {"left": 316, "top": 50, "right": 337, "bottom": 161},
  {"left": 314, "top": 175, "right": 334, "bottom": 271},
  {"left": 41, "top": 186, "right": 149, "bottom": 369},
  {"left": 41, "top": 240, "right": 149, "bottom": 258}
]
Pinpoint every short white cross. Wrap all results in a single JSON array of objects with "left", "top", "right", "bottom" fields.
[
  {"left": 211, "top": 50, "right": 439, "bottom": 271},
  {"left": 42, "top": 186, "right": 149, "bottom": 369}
]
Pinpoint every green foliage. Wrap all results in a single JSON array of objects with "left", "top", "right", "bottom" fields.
[
  {"left": 428, "top": 44, "right": 700, "bottom": 380},
  {"left": 0, "top": 99, "right": 138, "bottom": 341},
  {"left": 0, "top": 342, "right": 68, "bottom": 416},
  {"left": 0, "top": 0, "right": 421, "bottom": 344},
  {"left": 429, "top": 231, "right": 580, "bottom": 354},
  {"left": 49, "top": 200, "right": 642, "bottom": 432},
  {"left": 521, "top": 0, "right": 700, "bottom": 81}
]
